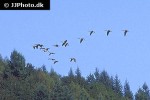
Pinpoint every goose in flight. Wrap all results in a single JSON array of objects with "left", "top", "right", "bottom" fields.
[
  {"left": 105, "top": 30, "right": 112, "bottom": 36},
  {"left": 89, "top": 31, "right": 95, "bottom": 35},
  {"left": 53, "top": 44, "right": 59, "bottom": 47},
  {"left": 48, "top": 58, "right": 55, "bottom": 61},
  {"left": 70, "top": 58, "right": 76, "bottom": 62},
  {"left": 65, "top": 43, "right": 69, "bottom": 47},
  {"left": 48, "top": 52, "right": 55, "bottom": 55},
  {"left": 33, "top": 45, "right": 38, "bottom": 49},
  {"left": 53, "top": 60, "right": 58, "bottom": 64},
  {"left": 78, "top": 38, "right": 84, "bottom": 43},
  {"left": 122, "top": 30, "right": 128, "bottom": 36},
  {"left": 36, "top": 44, "right": 43, "bottom": 47},
  {"left": 43, "top": 48, "right": 50, "bottom": 52},
  {"left": 33, "top": 44, "right": 43, "bottom": 49},
  {"left": 38, "top": 44, "right": 43, "bottom": 48},
  {"left": 40, "top": 47, "right": 45, "bottom": 50},
  {"left": 62, "top": 40, "right": 68, "bottom": 46}
]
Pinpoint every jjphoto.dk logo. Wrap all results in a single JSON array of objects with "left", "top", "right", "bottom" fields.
[
  {"left": 0, "top": 0, "right": 50, "bottom": 10},
  {"left": 10, "top": 2, "right": 44, "bottom": 8}
]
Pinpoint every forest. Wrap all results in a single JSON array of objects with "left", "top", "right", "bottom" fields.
[{"left": 0, "top": 50, "right": 150, "bottom": 100}]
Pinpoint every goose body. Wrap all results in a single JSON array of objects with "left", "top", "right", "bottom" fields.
[
  {"left": 33, "top": 45, "right": 38, "bottom": 49},
  {"left": 70, "top": 58, "right": 76, "bottom": 62},
  {"left": 89, "top": 31, "right": 95, "bottom": 35},
  {"left": 48, "top": 58, "right": 55, "bottom": 61},
  {"left": 65, "top": 43, "right": 69, "bottom": 47},
  {"left": 54, "top": 61, "right": 58, "bottom": 64},
  {"left": 122, "top": 30, "right": 128, "bottom": 36},
  {"left": 105, "top": 30, "right": 112, "bottom": 36},
  {"left": 62, "top": 40, "right": 68, "bottom": 46},
  {"left": 78, "top": 38, "right": 84, "bottom": 43},
  {"left": 53, "top": 44, "right": 59, "bottom": 47},
  {"left": 49, "top": 52, "right": 55, "bottom": 55}
]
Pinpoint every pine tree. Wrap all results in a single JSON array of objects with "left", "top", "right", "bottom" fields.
[
  {"left": 94, "top": 68, "right": 100, "bottom": 83},
  {"left": 86, "top": 73, "right": 95, "bottom": 84},
  {"left": 10, "top": 50, "right": 26, "bottom": 77},
  {"left": 100, "top": 70, "right": 111, "bottom": 87},
  {"left": 68, "top": 67, "right": 75, "bottom": 81},
  {"left": 135, "top": 83, "right": 150, "bottom": 100},
  {"left": 124, "top": 80, "right": 133, "bottom": 100},
  {"left": 114, "top": 75, "right": 123, "bottom": 97}
]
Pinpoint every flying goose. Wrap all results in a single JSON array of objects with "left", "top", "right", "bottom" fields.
[
  {"left": 70, "top": 58, "right": 76, "bottom": 62},
  {"left": 48, "top": 58, "right": 55, "bottom": 61},
  {"left": 78, "top": 38, "right": 84, "bottom": 43},
  {"left": 62, "top": 40, "right": 68, "bottom": 46},
  {"left": 33, "top": 45, "right": 38, "bottom": 49},
  {"left": 89, "top": 31, "right": 95, "bottom": 35},
  {"left": 42, "top": 48, "right": 50, "bottom": 52},
  {"left": 65, "top": 43, "right": 69, "bottom": 47},
  {"left": 53, "top": 44, "right": 59, "bottom": 47},
  {"left": 33, "top": 44, "right": 43, "bottom": 49},
  {"left": 105, "top": 30, "right": 112, "bottom": 36},
  {"left": 49, "top": 52, "right": 55, "bottom": 55},
  {"left": 53, "top": 60, "right": 58, "bottom": 64},
  {"left": 122, "top": 30, "right": 128, "bottom": 36}
]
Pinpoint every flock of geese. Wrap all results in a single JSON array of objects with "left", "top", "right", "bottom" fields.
[{"left": 33, "top": 30, "right": 128, "bottom": 64}]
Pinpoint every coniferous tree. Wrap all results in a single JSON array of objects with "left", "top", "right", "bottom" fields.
[
  {"left": 68, "top": 67, "right": 75, "bottom": 81},
  {"left": 114, "top": 75, "right": 123, "bottom": 97},
  {"left": 41, "top": 65, "right": 47, "bottom": 73},
  {"left": 50, "top": 82, "right": 72, "bottom": 99},
  {"left": 124, "top": 80, "right": 133, "bottom": 100},
  {"left": 34, "top": 83, "right": 49, "bottom": 100},
  {"left": 86, "top": 73, "right": 95, "bottom": 84},
  {"left": 94, "top": 68, "right": 100, "bottom": 83},
  {"left": 10, "top": 50, "right": 26, "bottom": 77},
  {"left": 142, "top": 82, "right": 150, "bottom": 99},
  {"left": 135, "top": 83, "right": 150, "bottom": 100},
  {"left": 110, "top": 76, "right": 114, "bottom": 90},
  {"left": 100, "top": 70, "right": 111, "bottom": 87}
]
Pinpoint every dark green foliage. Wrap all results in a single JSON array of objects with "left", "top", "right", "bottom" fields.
[
  {"left": 124, "top": 80, "right": 133, "bottom": 100},
  {"left": 74, "top": 67, "right": 86, "bottom": 87},
  {"left": 3, "top": 50, "right": 26, "bottom": 79},
  {"left": 86, "top": 73, "right": 95, "bottom": 84},
  {"left": 114, "top": 75, "right": 123, "bottom": 97},
  {"left": 135, "top": 83, "right": 150, "bottom": 100},
  {"left": 50, "top": 82, "right": 73, "bottom": 99},
  {"left": 0, "top": 50, "right": 149, "bottom": 100},
  {"left": 34, "top": 83, "right": 50, "bottom": 100}
]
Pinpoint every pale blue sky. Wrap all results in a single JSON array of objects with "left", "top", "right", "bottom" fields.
[{"left": 1, "top": 0, "right": 150, "bottom": 93}]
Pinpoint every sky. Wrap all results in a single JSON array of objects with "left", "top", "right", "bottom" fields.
[{"left": 1, "top": 0, "right": 150, "bottom": 93}]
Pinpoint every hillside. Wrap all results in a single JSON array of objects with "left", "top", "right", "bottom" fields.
[{"left": 0, "top": 50, "right": 149, "bottom": 100}]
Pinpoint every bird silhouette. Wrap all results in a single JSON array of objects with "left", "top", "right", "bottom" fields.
[
  {"left": 42, "top": 48, "right": 50, "bottom": 52},
  {"left": 122, "top": 30, "right": 128, "bottom": 36},
  {"left": 64, "top": 43, "right": 69, "bottom": 47},
  {"left": 53, "top": 60, "right": 58, "bottom": 64},
  {"left": 38, "top": 44, "right": 43, "bottom": 48},
  {"left": 62, "top": 40, "right": 68, "bottom": 46},
  {"left": 48, "top": 58, "right": 55, "bottom": 61},
  {"left": 33, "top": 44, "right": 43, "bottom": 49},
  {"left": 105, "top": 30, "right": 112, "bottom": 36},
  {"left": 48, "top": 52, "right": 55, "bottom": 55},
  {"left": 70, "top": 58, "right": 76, "bottom": 62},
  {"left": 33, "top": 45, "right": 38, "bottom": 49},
  {"left": 89, "top": 31, "right": 95, "bottom": 35},
  {"left": 53, "top": 44, "right": 59, "bottom": 47},
  {"left": 40, "top": 47, "right": 45, "bottom": 50},
  {"left": 78, "top": 38, "right": 84, "bottom": 43}
]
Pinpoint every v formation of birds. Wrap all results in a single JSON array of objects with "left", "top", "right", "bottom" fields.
[{"left": 33, "top": 30, "right": 128, "bottom": 64}]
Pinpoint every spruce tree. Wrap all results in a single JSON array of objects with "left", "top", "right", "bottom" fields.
[{"left": 124, "top": 80, "right": 133, "bottom": 100}]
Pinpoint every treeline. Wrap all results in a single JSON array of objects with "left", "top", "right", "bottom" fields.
[{"left": 0, "top": 50, "right": 150, "bottom": 100}]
